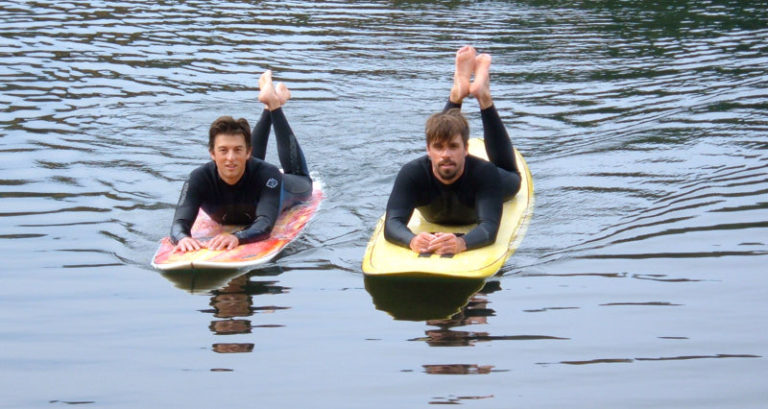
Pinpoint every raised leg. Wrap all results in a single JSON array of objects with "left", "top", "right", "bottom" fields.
[
  {"left": 251, "top": 108, "right": 271, "bottom": 160},
  {"left": 270, "top": 107, "right": 310, "bottom": 178},
  {"left": 471, "top": 53, "right": 521, "bottom": 198}
]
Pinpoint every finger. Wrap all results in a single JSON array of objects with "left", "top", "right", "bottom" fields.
[
  {"left": 430, "top": 234, "right": 453, "bottom": 246},
  {"left": 427, "top": 240, "right": 445, "bottom": 252},
  {"left": 180, "top": 240, "right": 196, "bottom": 253},
  {"left": 415, "top": 238, "right": 430, "bottom": 253},
  {"left": 422, "top": 232, "right": 437, "bottom": 239},
  {"left": 434, "top": 243, "right": 455, "bottom": 255}
]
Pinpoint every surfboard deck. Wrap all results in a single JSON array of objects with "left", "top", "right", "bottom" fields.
[
  {"left": 152, "top": 184, "right": 323, "bottom": 271},
  {"left": 362, "top": 139, "right": 533, "bottom": 279}
]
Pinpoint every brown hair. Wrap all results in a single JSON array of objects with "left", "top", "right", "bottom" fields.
[
  {"left": 208, "top": 116, "right": 251, "bottom": 151},
  {"left": 424, "top": 108, "right": 469, "bottom": 147}
]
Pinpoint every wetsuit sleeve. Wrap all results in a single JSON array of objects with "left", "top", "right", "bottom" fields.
[
  {"left": 384, "top": 164, "right": 420, "bottom": 248},
  {"left": 232, "top": 166, "right": 283, "bottom": 244},
  {"left": 170, "top": 176, "right": 203, "bottom": 245},
  {"left": 462, "top": 165, "right": 503, "bottom": 250}
]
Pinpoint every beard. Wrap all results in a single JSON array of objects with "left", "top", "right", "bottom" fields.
[{"left": 435, "top": 160, "right": 460, "bottom": 181}]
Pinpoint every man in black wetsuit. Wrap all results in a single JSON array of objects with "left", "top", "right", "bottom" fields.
[
  {"left": 384, "top": 46, "right": 521, "bottom": 255},
  {"left": 170, "top": 70, "right": 312, "bottom": 253}
]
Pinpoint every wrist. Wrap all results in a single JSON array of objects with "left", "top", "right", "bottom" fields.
[{"left": 457, "top": 236, "right": 467, "bottom": 252}]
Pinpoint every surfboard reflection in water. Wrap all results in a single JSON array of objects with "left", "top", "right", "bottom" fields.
[
  {"left": 364, "top": 275, "right": 488, "bottom": 321},
  {"left": 162, "top": 266, "right": 289, "bottom": 354},
  {"left": 159, "top": 265, "right": 283, "bottom": 294}
]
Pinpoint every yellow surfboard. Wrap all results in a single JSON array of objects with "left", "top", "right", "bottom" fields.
[{"left": 362, "top": 138, "right": 534, "bottom": 279}]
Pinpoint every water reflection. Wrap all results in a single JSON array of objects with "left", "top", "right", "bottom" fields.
[
  {"left": 417, "top": 282, "right": 499, "bottom": 347},
  {"left": 161, "top": 266, "right": 289, "bottom": 354},
  {"left": 423, "top": 364, "right": 496, "bottom": 375},
  {"left": 160, "top": 268, "right": 254, "bottom": 294},
  {"left": 546, "top": 354, "right": 761, "bottom": 366},
  {"left": 199, "top": 268, "right": 289, "bottom": 354},
  {"left": 428, "top": 394, "right": 494, "bottom": 405},
  {"left": 414, "top": 281, "right": 568, "bottom": 347},
  {"left": 364, "top": 275, "right": 485, "bottom": 321}
]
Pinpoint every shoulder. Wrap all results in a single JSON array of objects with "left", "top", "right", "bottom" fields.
[
  {"left": 466, "top": 155, "right": 500, "bottom": 182},
  {"left": 399, "top": 155, "right": 430, "bottom": 174},
  {"left": 244, "top": 158, "right": 282, "bottom": 188},
  {"left": 394, "top": 155, "right": 430, "bottom": 183},
  {"left": 188, "top": 161, "right": 215, "bottom": 182}
]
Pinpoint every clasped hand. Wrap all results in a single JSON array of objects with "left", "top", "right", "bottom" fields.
[{"left": 409, "top": 232, "right": 467, "bottom": 255}]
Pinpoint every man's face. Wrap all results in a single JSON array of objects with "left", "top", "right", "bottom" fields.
[
  {"left": 210, "top": 133, "right": 252, "bottom": 185},
  {"left": 427, "top": 133, "right": 468, "bottom": 184}
]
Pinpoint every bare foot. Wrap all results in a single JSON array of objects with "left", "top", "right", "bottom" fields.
[
  {"left": 258, "top": 70, "right": 281, "bottom": 111},
  {"left": 470, "top": 53, "right": 493, "bottom": 109},
  {"left": 450, "top": 45, "right": 476, "bottom": 104},
  {"left": 276, "top": 82, "right": 291, "bottom": 106}
]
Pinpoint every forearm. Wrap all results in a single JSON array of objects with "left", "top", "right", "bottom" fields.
[
  {"left": 170, "top": 179, "right": 200, "bottom": 245},
  {"left": 464, "top": 183, "right": 502, "bottom": 249},
  {"left": 170, "top": 220, "right": 192, "bottom": 245},
  {"left": 233, "top": 216, "right": 274, "bottom": 244},
  {"left": 383, "top": 213, "right": 416, "bottom": 248},
  {"left": 462, "top": 222, "right": 498, "bottom": 250}
]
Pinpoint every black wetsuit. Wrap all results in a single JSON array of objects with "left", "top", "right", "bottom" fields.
[
  {"left": 384, "top": 101, "right": 521, "bottom": 250},
  {"left": 170, "top": 108, "right": 312, "bottom": 245}
]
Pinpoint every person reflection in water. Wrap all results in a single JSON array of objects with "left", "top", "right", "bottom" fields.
[
  {"left": 201, "top": 270, "right": 289, "bottom": 354},
  {"left": 169, "top": 70, "right": 313, "bottom": 253},
  {"left": 384, "top": 46, "right": 521, "bottom": 255},
  {"left": 207, "top": 274, "right": 254, "bottom": 353},
  {"left": 423, "top": 284, "right": 497, "bottom": 347}
]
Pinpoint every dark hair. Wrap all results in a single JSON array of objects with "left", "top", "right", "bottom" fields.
[
  {"left": 208, "top": 116, "right": 251, "bottom": 151},
  {"left": 424, "top": 108, "right": 469, "bottom": 147}
]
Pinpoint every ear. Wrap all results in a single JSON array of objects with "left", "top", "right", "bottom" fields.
[{"left": 209, "top": 149, "right": 215, "bottom": 161}]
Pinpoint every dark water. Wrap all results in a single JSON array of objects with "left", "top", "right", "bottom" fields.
[{"left": 2, "top": 1, "right": 767, "bottom": 407}]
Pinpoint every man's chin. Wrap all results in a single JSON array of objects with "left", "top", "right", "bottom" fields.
[{"left": 438, "top": 169, "right": 458, "bottom": 180}]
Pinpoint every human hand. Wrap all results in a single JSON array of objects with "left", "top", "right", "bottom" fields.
[
  {"left": 409, "top": 232, "right": 437, "bottom": 253},
  {"left": 427, "top": 232, "right": 467, "bottom": 255},
  {"left": 207, "top": 232, "right": 239, "bottom": 251},
  {"left": 173, "top": 237, "right": 204, "bottom": 253}
]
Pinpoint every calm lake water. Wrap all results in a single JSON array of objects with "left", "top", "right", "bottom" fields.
[{"left": 1, "top": 1, "right": 767, "bottom": 407}]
